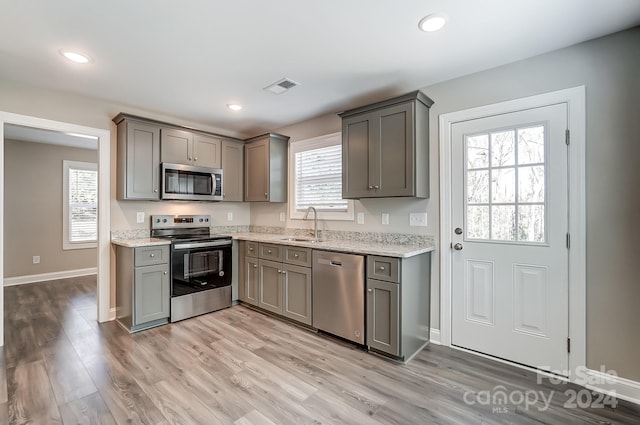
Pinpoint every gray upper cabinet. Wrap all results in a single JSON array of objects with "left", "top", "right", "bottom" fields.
[
  {"left": 161, "top": 128, "right": 221, "bottom": 168},
  {"left": 244, "top": 133, "right": 289, "bottom": 202},
  {"left": 221, "top": 140, "right": 244, "bottom": 201},
  {"left": 115, "top": 116, "right": 161, "bottom": 200},
  {"left": 339, "top": 91, "right": 433, "bottom": 199}
]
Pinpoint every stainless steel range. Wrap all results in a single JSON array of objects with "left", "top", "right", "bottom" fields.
[{"left": 151, "top": 214, "right": 232, "bottom": 322}]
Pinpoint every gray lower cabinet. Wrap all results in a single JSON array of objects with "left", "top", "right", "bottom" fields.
[
  {"left": 115, "top": 117, "right": 161, "bottom": 200},
  {"left": 116, "top": 245, "right": 170, "bottom": 332},
  {"left": 238, "top": 241, "right": 312, "bottom": 326},
  {"left": 339, "top": 91, "right": 433, "bottom": 199},
  {"left": 244, "top": 133, "right": 290, "bottom": 202},
  {"left": 366, "top": 253, "right": 431, "bottom": 361},
  {"left": 221, "top": 140, "right": 244, "bottom": 201}
]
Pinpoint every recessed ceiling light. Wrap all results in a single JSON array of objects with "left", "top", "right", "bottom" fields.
[
  {"left": 60, "top": 50, "right": 91, "bottom": 64},
  {"left": 227, "top": 104, "right": 243, "bottom": 111},
  {"left": 418, "top": 13, "right": 448, "bottom": 32}
]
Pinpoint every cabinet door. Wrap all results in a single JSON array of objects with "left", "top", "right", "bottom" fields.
[
  {"left": 366, "top": 278, "right": 399, "bottom": 356},
  {"left": 244, "top": 138, "right": 269, "bottom": 201},
  {"left": 221, "top": 140, "right": 244, "bottom": 201},
  {"left": 258, "top": 259, "right": 283, "bottom": 314},
  {"left": 240, "top": 256, "right": 259, "bottom": 306},
  {"left": 342, "top": 114, "right": 373, "bottom": 199},
  {"left": 125, "top": 121, "right": 160, "bottom": 200},
  {"left": 193, "top": 135, "right": 221, "bottom": 168},
  {"left": 134, "top": 264, "right": 170, "bottom": 325},
  {"left": 374, "top": 102, "right": 414, "bottom": 197},
  {"left": 161, "top": 128, "right": 193, "bottom": 164},
  {"left": 282, "top": 264, "right": 312, "bottom": 325}
]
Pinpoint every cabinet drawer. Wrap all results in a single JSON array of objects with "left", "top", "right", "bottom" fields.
[
  {"left": 284, "top": 246, "right": 312, "bottom": 267},
  {"left": 367, "top": 256, "right": 400, "bottom": 283},
  {"left": 259, "top": 243, "right": 284, "bottom": 261},
  {"left": 135, "top": 246, "right": 169, "bottom": 267},
  {"left": 245, "top": 241, "right": 259, "bottom": 257}
]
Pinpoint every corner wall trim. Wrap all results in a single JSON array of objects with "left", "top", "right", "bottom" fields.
[
  {"left": 585, "top": 369, "right": 640, "bottom": 406},
  {"left": 3, "top": 267, "right": 97, "bottom": 287},
  {"left": 430, "top": 328, "right": 441, "bottom": 345},
  {"left": 109, "top": 307, "right": 117, "bottom": 321}
]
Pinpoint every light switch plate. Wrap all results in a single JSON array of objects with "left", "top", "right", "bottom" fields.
[
  {"left": 357, "top": 212, "right": 365, "bottom": 225},
  {"left": 136, "top": 212, "right": 145, "bottom": 224},
  {"left": 227, "top": 212, "right": 233, "bottom": 221},
  {"left": 381, "top": 213, "right": 389, "bottom": 225},
  {"left": 33, "top": 255, "right": 40, "bottom": 264},
  {"left": 410, "top": 212, "right": 428, "bottom": 227}
]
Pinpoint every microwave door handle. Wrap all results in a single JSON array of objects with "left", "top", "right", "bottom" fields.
[
  {"left": 211, "top": 173, "right": 216, "bottom": 196},
  {"left": 219, "top": 249, "right": 223, "bottom": 272}
]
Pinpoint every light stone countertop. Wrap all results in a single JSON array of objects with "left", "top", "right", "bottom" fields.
[
  {"left": 228, "top": 232, "right": 435, "bottom": 258},
  {"left": 111, "top": 238, "right": 171, "bottom": 248}
]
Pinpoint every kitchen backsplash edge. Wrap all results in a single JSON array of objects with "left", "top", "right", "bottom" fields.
[{"left": 111, "top": 225, "right": 434, "bottom": 246}]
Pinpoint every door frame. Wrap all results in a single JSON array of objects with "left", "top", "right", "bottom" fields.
[
  {"left": 439, "top": 86, "right": 586, "bottom": 375},
  {"left": 0, "top": 111, "right": 111, "bottom": 346}
]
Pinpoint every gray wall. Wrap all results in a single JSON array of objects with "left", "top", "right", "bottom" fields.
[
  {"left": 260, "top": 27, "right": 640, "bottom": 381},
  {"left": 3, "top": 139, "right": 97, "bottom": 277}
]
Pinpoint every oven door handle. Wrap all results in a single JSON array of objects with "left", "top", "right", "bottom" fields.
[{"left": 174, "top": 240, "right": 231, "bottom": 250}]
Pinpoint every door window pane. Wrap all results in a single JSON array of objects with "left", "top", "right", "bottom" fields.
[
  {"left": 491, "top": 205, "right": 516, "bottom": 240},
  {"left": 467, "top": 206, "right": 490, "bottom": 239},
  {"left": 467, "top": 170, "right": 489, "bottom": 203},
  {"left": 491, "top": 168, "right": 515, "bottom": 203},
  {"left": 467, "top": 134, "right": 489, "bottom": 169},
  {"left": 518, "top": 126, "right": 545, "bottom": 164},
  {"left": 518, "top": 166, "right": 545, "bottom": 203},
  {"left": 491, "top": 130, "right": 515, "bottom": 167},
  {"left": 518, "top": 205, "right": 545, "bottom": 242}
]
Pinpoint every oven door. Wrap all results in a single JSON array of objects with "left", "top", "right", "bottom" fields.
[
  {"left": 162, "top": 162, "right": 223, "bottom": 201},
  {"left": 171, "top": 240, "right": 231, "bottom": 297}
]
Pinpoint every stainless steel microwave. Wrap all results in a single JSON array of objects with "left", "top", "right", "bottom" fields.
[{"left": 161, "top": 163, "right": 223, "bottom": 201}]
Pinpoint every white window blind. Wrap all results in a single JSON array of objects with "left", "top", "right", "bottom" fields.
[
  {"left": 289, "top": 133, "right": 354, "bottom": 221},
  {"left": 294, "top": 144, "right": 347, "bottom": 211},
  {"left": 63, "top": 160, "right": 97, "bottom": 249}
]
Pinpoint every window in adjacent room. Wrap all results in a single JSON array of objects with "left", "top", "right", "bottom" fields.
[
  {"left": 289, "top": 132, "right": 354, "bottom": 220},
  {"left": 63, "top": 160, "right": 98, "bottom": 249}
]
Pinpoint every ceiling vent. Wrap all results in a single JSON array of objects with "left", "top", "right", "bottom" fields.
[{"left": 263, "top": 77, "right": 300, "bottom": 94}]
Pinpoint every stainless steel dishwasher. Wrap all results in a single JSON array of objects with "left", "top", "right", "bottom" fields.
[{"left": 312, "top": 250, "right": 365, "bottom": 344}]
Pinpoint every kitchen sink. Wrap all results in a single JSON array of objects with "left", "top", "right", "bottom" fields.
[{"left": 278, "top": 237, "right": 325, "bottom": 243}]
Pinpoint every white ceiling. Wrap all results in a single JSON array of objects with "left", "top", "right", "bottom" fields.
[{"left": 0, "top": 0, "right": 639, "bottom": 138}]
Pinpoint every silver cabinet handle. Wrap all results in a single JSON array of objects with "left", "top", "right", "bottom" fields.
[
  {"left": 368, "top": 185, "right": 373, "bottom": 190},
  {"left": 368, "top": 288, "right": 373, "bottom": 293},
  {"left": 379, "top": 266, "right": 385, "bottom": 271},
  {"left": 163, "top": 271, "right": 168, "bottom": 275},
  {"left": 294, "top": 254, "right": 299, "bottom": 258},
  {"left": 453, "top": 243, "right": 463, "bottom": 251},
  {"left": 189, "top": 156, "right": 193, "bottom": 161},
  {"left": 373, "top": 185, "right": 379, "bottom": 189},
  {"left": 253, "top": 264, "right": 257, "bottom": 268},
  {"left": 154, "top": 189, "right": 158, "bottom": 193},
  {"left": 267, "top": 249, "right": 272, "bottom": 254},
  {"left": 249, "top": 247, "right": 254, "bottom": 251},
  {"left": 282, "top": 270, "right": 286, "bottom": 275},
  {"left": 194, "top": 157, "right": 197, "bottom": 161},
  {"left": 150, "top": 253, "right": 155, "bottom": 258},
  {"left": 264, "top": 192, "right": 268, "bottom": 198}
]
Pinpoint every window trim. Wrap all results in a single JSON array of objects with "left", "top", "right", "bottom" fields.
[
  {"left": 63, "top": 160, "right": 98, "bottom": 250},
  {"left": 288, "top": 132, "right": 354, "bottom": 221}
]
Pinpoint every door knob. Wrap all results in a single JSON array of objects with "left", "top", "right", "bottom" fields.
[
  {"left": 453, "top": 243, "right": 463, "bottom": 251},
  {"left": 455, "top": 227, "right": 463, "bottom": 235}
]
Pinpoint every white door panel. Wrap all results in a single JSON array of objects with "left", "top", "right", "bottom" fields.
[{"left": 451, "top": 103, "right": 569, "bottom": 373}]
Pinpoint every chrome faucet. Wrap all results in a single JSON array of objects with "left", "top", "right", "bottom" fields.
[{"left": 303, "top": 206, "right": 318, "bottom": 241}]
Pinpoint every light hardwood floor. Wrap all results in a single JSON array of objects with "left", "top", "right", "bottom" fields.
[{"left": 1, "top": 276, "right": 639, "bottom": 424}]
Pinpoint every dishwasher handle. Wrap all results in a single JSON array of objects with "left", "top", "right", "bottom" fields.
[{"left": 329, "top": 260, "right": 342, "bottom": 266}]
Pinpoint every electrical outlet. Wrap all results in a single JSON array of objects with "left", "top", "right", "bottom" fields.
[
  {"left": 357, "top": 212, "right": 365, "bottom": 225},
  {"left": 381, "top": 213, "right": 389, "bottom": 225},
  {"left": 227, "top": 212, "right": 233, "bottom": 221},
  {"left": 33, "top": 255, "right": 40, "bottom": 264},
  {"left": 279, "top": 212, "right": 286, "bottom": 222},
  {"left": 136, "top": 212, "right": 145, "bottom": 224},
  {"left": 410, "top": 212, "right": 428, "bottom": 227}
]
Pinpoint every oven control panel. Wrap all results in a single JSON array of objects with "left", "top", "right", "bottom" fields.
[{"left": 151, "top": 214, "right": 211, "bottom": 229}]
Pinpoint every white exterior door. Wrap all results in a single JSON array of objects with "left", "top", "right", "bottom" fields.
[{"left": 451, "top": 103, "right": 569, "bottom": 373}]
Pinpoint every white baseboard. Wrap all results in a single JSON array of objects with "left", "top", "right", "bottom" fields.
[
  {"left": 585, "top": 369, "right": 640, "bottom": 405},
  {"left": 109, "top": 307, "right": 117, "bottom": 321},
  {"left": 3, "top": 267, "right": 97, "bottom": 286},
  {"left": 430, "top": 328, "right": 441, "bottom": 345}
]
